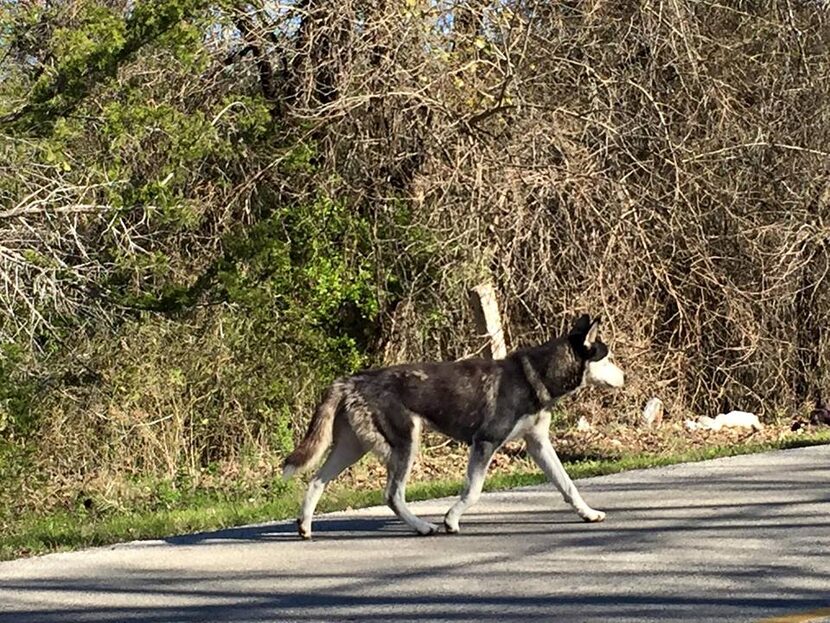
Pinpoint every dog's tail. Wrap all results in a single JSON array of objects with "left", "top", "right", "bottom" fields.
[{"left": 282, "top": 382, "right": 344, "bottom": 479}]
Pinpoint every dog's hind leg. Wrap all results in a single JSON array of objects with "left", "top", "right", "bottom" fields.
[
  {"left": 443, "top": 438, "right": 497, "bottom": 534},
  {"left": 384, "top": 435, "right": 439, "bottom": 536},
  {"left": 525, "top": 429, "right": 605, "bottom": 523},
  {"left": 297, "top": 425, "right": 366, "bottom": 539}
]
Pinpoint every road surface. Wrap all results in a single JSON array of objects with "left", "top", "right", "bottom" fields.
[{"left": 1, "top": 445, "right": 829, "bottom": 623}]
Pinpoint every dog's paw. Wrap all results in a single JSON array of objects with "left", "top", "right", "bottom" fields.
[
  {"left": 417, "top": 522, "right": 441, "bottom": 536},
  {"left": 443, "top": 519, "right": 460, "bottom": 535},
  {"left": 581, "top": 509, "right": 606, "bottom": 523},
  {"left": 297, "top": 518, "right": 312, "bottom": 540}
]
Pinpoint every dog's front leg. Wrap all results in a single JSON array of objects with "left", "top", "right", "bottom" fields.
[
  {"left": 443, "top": 439, "right": 497, "bottom": 534},
  {"left": 524, "top": 430, "right": 605, "bottom": 523}
]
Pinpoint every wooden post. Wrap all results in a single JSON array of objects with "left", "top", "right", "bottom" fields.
[{"left": 470, "top": 283, "right": 506, "bottom": 359}]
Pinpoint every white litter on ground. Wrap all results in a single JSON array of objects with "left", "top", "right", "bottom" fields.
[
  {"left": 642, "top": 397, "right": 664, "bottom": 428},
  {"left": 685, "top": 410, "right": 763, "bottom": 432},
  {"left": 576, "top": 416, "right": 593, "bottom": 432}
]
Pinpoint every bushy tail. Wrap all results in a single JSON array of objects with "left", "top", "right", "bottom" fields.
[{"left": 282, "top": 383, "right": 343, "bottom": 479}]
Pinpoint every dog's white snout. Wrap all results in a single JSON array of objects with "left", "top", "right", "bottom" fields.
[
  {"left": 608, "top": 364, "right": 625, "bottom": 388},
  {"left": 587, "top": 358, "right": 625, "bottom": 388}
]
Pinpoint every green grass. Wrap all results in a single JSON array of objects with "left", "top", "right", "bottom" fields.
[{"left": 2, "top": 431, "right": 829, "bottom": 561}]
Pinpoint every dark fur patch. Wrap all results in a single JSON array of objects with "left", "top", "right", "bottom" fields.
[{"left": 345, "top": 332, "right": 589, "bottom": 447}]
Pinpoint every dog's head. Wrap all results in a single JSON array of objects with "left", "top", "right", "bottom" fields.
[{"left": 568, "top": 314, "right": 625, "bottom": 389}]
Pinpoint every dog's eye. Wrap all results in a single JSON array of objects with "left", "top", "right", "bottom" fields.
[{"left": 589, "top": 343, "right": 608, "bottom": 362}]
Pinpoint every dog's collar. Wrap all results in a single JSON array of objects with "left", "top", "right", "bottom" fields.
[{"left": 520, "top": 356, "right": 552, "bottom": 405}]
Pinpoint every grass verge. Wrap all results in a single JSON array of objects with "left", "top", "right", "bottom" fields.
[{"left": 2, "top": 430, "right": 829, "bottom": 562}]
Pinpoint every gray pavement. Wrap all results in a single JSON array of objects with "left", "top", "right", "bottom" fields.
[{"left": 1, "top": 445, "right": 829, "bottom": 623}]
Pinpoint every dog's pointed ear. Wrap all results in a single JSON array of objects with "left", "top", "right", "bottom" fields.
[
  {"left": 570, "top": 314, "right": 592, "bottom": 336},
  {"left": 584, "top": 317, "right": 601, "bottom": 348},
  {"left": 585, "top": 318, "right": 599, "bottom": 348}
]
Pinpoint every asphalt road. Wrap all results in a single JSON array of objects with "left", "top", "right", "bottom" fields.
[{"left": 2, "top": 445, "right": 829, "bottom": 623}]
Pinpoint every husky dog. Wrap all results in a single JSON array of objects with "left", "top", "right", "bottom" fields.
[{"left": 283, "top": 314, "right": 624, "bottom": 538}]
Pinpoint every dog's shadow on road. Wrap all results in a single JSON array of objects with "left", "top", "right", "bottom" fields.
[
  {"left": 162, "top": 512, "right": 587, "bottom": 547},
  {"left": 163, "top": 516, "right": 415, "bottom": 545}
]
